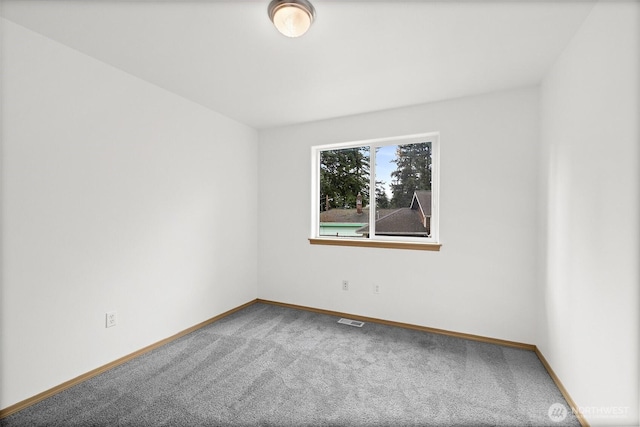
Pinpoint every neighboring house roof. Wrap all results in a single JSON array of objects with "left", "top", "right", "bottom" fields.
[
  {"left": 411, "top": 190, "right": 432, "bottom": 216},
  {"left": 356, "top": 208, "right": 429, "bottom": 236},
  {"left": 320, "top": 208, "right": 368, "bottom": 224},
  {"left": 319, "top": 208, "right": 399, "bottom": 224},
  {"left": 355, "top": 190, "right": 432, "bottom": 237}
]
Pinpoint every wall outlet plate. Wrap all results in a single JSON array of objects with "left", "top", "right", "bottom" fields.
[{"left": 106, "top": 311, "right": 117, "bottom": 328}]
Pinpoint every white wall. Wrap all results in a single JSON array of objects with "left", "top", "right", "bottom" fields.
[
  {"left": 0, "top": 19, "right": 258, "bottom": 409},
  {"left": 539, "top": 2, "right": 639, "bottom": 426},
  {"left": 258, "top": 87, "right": 540, "bottom": 345}
]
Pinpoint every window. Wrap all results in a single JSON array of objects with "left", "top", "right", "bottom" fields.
[{"left": 310, "top": 133, "right": 440, "bottom": 251}]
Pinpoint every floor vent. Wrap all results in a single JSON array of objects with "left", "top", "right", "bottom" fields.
[{"left": 338, "top": 318, "right": 365, "bottom": 328}]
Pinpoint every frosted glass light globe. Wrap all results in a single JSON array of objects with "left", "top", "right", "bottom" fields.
[{"left": 268, "top": 1, "right": 315, "bottom": 38}]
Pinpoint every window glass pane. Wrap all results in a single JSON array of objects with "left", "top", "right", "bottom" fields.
[
  {"left": 319, "top": 146, "right": 370, "bottom": 238},
  {"left": 373, "top": 142, "right": 432, "bottom": 238}
]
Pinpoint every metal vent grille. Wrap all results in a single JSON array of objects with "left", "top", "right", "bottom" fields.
[{"left": 337, "top": 318, "right": 365, "bottom": 328}]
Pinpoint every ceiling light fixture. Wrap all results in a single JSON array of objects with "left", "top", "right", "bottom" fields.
[{"left": 268, "top": 0, "right": 316, "bottom": 38}]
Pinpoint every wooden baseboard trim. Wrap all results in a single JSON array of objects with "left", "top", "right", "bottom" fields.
[
  {"left": 257, "top": 298, "right": 535, "bottom": 351},
  {"left": 535, "top": 348, "right": 590, "bottom": 427},
  {"left": 0, "top": 299, "right": 259, "bottom": 419}
]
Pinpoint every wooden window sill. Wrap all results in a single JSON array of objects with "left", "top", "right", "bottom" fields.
[{"left": 309, "top": 238, "right": 442, "bottom": 251}]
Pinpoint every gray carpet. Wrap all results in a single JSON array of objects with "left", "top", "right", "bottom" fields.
[{"left": 1, "top": 302, "right": 580, "bottom": 426}]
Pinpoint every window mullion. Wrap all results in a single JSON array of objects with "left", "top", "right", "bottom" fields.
[{"left": 369, "top": 145, "right": 376, "bottom": 238}]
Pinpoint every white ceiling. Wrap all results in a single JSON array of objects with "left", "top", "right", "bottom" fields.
[{"left": 1, "top": 0, "right": 596, "bottom": 129}]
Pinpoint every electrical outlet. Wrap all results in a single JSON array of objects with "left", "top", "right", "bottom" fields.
[
  {"left": 373, "top": 284, "right": 381, "bottom": 294},
  {"left": 105, "top": 311, "right": 117, "bottom": 328},
  {"left": 342, "top": 280, "right": 349, "bottom": 291}
]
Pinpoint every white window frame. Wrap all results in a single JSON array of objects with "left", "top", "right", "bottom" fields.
[{"left": 310, "top": 132, "right": 440, "bottom": 251}]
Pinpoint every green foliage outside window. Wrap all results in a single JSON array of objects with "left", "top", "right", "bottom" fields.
[
  {"left": 320, "top": 147, "right": 370, "bottom": 211},
  {"left": 390, "top": 142, "right": 432, "bottom": 208}
]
